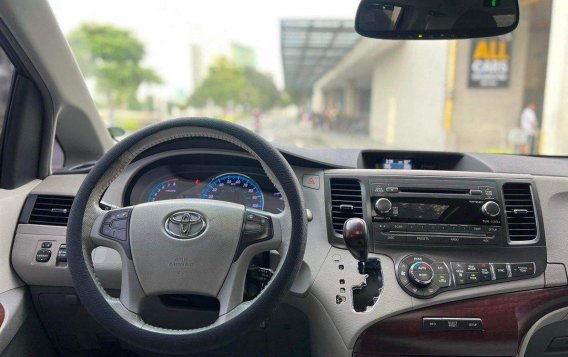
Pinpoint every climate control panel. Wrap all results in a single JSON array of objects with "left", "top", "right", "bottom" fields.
[{"left": 397, "top": 255, "right": 536, "bottom": 299}]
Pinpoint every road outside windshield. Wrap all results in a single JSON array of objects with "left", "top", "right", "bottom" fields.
[{"left": 49, "top": 0, "right": 568, "bottom": 156}]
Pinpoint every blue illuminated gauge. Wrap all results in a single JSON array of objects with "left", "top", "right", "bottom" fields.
[
  {"left": 202, "top": 174, "right": 264, "bottom": 210},
  {"left": 147, "top": 178, "right": 178, "bottom": 202}
]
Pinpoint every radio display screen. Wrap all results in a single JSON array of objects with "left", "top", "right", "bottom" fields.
[
  {"left": 384, "top": 198, "right": 488, "bottom": 224},
  {"left": 395, "top": 202, "right": 450, "bottom": 221}
]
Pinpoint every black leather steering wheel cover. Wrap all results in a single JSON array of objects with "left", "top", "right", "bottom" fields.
[{"left": 66, "top": 118, "right": 307, "bottom": 354}]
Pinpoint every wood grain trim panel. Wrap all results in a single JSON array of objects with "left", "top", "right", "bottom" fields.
[
  {"left": 354, "top": 287, "right": 568, "bottom": 357},
  {"left": 0, "top": 303, "right": 4, "bottom": 329}
]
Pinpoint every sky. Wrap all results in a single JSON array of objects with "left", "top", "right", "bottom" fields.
[{"left": 48, "top": 0, "right": 360, "bottom": 100}]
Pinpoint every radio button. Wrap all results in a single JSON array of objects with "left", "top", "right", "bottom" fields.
[
  {"left": 481, "top": 201, "right": 501, "bottom": 218},
  {"left": 457, "top": 225, "right": 469, "bottom": 232},
  {"left": 407, "top": 235, "right": 439, "bottom": 244},
  {"left": 392, "top": 223, "right": 406, "bottom": 231},
  {"left": 371, "top": 184, "right": 386, "bottom": 195},
  {"left": 406, "top": 223, "right": 417, "bottom": 232},
  {"left": 375, "top": 198, "right": 392, "bottom": 214},
  {"left": 448, "top": 225, "right": 459, "bottom": 232},
  {"left": 416, "top": 224, "right": 428, "bottom": 231},
  {"left": 376, "top": 233, "right": 406, "bottom": 243},
  {"left": 482, "top": 186, "right": 497, "bottom": 199},
  {"left": 494, "top": 264, "right": 509, "bottom": 280},
  {"left": 486, "top": 226, "right": 500, "bottom": 233},
  {"left": 448, "top": 237, "right": 462, "bottom": 245},
  {"left": 437, "top": 224, "right": 449, "bottom": 232},
  {"left": 470, "top": 189, "right": 483, "bottom": 196},
  {"left": 385, "top": 186, "right": 399, "bottom": 193}
]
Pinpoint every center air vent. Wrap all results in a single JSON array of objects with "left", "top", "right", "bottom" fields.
[
  {"left": 330, "top": 178, "right": 363, "bottom": 234},
  {"left": 503, "top": 183, "right": 538, "bottom": 241},
  {"left": 28, "top": 195, "right": 74, "bottom": 226}
]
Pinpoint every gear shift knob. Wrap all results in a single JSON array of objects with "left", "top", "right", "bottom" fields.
[{"left": 342, "top": 218, "right": 369, "bottom": 262}]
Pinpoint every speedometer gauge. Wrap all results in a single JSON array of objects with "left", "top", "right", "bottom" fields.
[{"left": 202, "top": 174, "right": 264, "bottom": 210}]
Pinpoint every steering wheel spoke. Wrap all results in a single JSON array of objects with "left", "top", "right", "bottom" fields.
[
  {"left": 234, "top": 209, "right": 283, "bottom": 259},
  {"left": 90, "top": 207, "right": 133, "bottom": 258},
  {"left": 217, "top": 210, "right": 284, "bottom": 316},
  {"left": 90, "top": 207, "right": 147, "bottom": 314}
]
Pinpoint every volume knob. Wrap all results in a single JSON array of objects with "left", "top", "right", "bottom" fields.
[
  {"left": 481, "top": 201, "right": 501, "bottom": 218},
  {"left": 375, "top": 198, "right": 392, "bottom": 214}
]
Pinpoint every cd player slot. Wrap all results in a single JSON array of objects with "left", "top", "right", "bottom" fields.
[
  {"left": 387, "top": 230, "right": 491, "bottom": 238},
  {"left": 397, "top": 187, "right": 470, "bottom": 195}
]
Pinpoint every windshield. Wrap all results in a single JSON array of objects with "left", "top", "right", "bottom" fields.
[{"left": 49, "top": 0, "right": 566, "bottom": 156}]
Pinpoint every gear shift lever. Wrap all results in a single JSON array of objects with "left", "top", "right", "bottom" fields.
[{"left": 343, "top": 218, "right": 369, "bottom": 262}]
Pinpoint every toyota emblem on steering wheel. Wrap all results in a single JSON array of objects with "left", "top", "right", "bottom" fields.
[{"left": 165, "top": 211, "right": 207, "bottom": 239}]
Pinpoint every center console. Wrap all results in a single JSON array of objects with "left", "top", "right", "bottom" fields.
[{"left": 325, "top": 173, "right": 546, "bottom": 300}]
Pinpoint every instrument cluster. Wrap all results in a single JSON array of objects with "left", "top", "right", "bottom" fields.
[{"left": 126, "top": 155, "right": 285, "bottom": 214}]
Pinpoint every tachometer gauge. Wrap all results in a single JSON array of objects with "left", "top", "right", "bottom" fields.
[
  {"left": 147, "top": 178, "right": 179, "bottom": 202},
  {"left": 202, "top": 174, "right": 264, "bottom": 210}
]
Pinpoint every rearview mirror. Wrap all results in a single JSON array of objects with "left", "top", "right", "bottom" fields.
[{"left": 355, "top": 0, "right": 519, "bottom": 40}]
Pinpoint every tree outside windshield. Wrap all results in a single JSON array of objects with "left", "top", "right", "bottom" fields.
[{"left": 49, "top": 0, "right": 568, "bottom": 156}]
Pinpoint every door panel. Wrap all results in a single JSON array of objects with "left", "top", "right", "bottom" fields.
[{"left": 0, "top": 180, "right": 40, "bottom": 354}]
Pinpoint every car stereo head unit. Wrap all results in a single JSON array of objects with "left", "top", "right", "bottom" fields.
[{"left": 371, "top": 180, "right": 505, "bottom": 246}]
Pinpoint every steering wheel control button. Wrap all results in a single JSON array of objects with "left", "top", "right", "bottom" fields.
[
  {"left": 510, "top": 263, "right": 535, "bottom": 277},
  {"left": 35, "top": 249, "right": 52, "bottom": 263},
  {"left": 242, "top": 211, "right": 273, "bottom": 243},
  {"left": 100, "top": 208, "right": 132, "bottom": 241},
  {"left": 235, "top": 210, "right": 274, "bottom": 261}
]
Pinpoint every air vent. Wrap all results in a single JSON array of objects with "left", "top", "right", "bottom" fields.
[
  {"left": 503, "top": 183, "right": 537, "bottom": 241},
  {"left": 330, "top": 178, "right": 363, "bottom": 234},
  {"left": 28, "top": 195, "right": 74, "bottom": 226}
]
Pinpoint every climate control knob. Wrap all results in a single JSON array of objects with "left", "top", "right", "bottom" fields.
[
  {"left": 375, "top": 198, "right": 392, "bottom": 214},
  {"left": 481, "top": 201, "right": 501, "bottom": 218},
  {"left": 408, "top": 261, "right": 434, "bottom": 286}
]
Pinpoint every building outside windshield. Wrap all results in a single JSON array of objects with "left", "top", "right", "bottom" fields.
[{"left": 49, "top": 0, "right": 568, "bottom": 156}]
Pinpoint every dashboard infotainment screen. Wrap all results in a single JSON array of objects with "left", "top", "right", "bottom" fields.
[{"left": 382, "top": 159, "right": 412, "bottom": 170}]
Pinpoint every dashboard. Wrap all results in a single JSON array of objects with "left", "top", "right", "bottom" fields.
[
  {"left": 11, "top": 142, "right": 568, "bottom": 357},
  {"left": 124, "top": 153, "right": 285, "bottom": 214}
]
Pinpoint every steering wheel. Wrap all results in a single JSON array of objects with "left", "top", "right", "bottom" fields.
[{"left": 66, "top": 118, "right": 307, "bottom": 354}]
